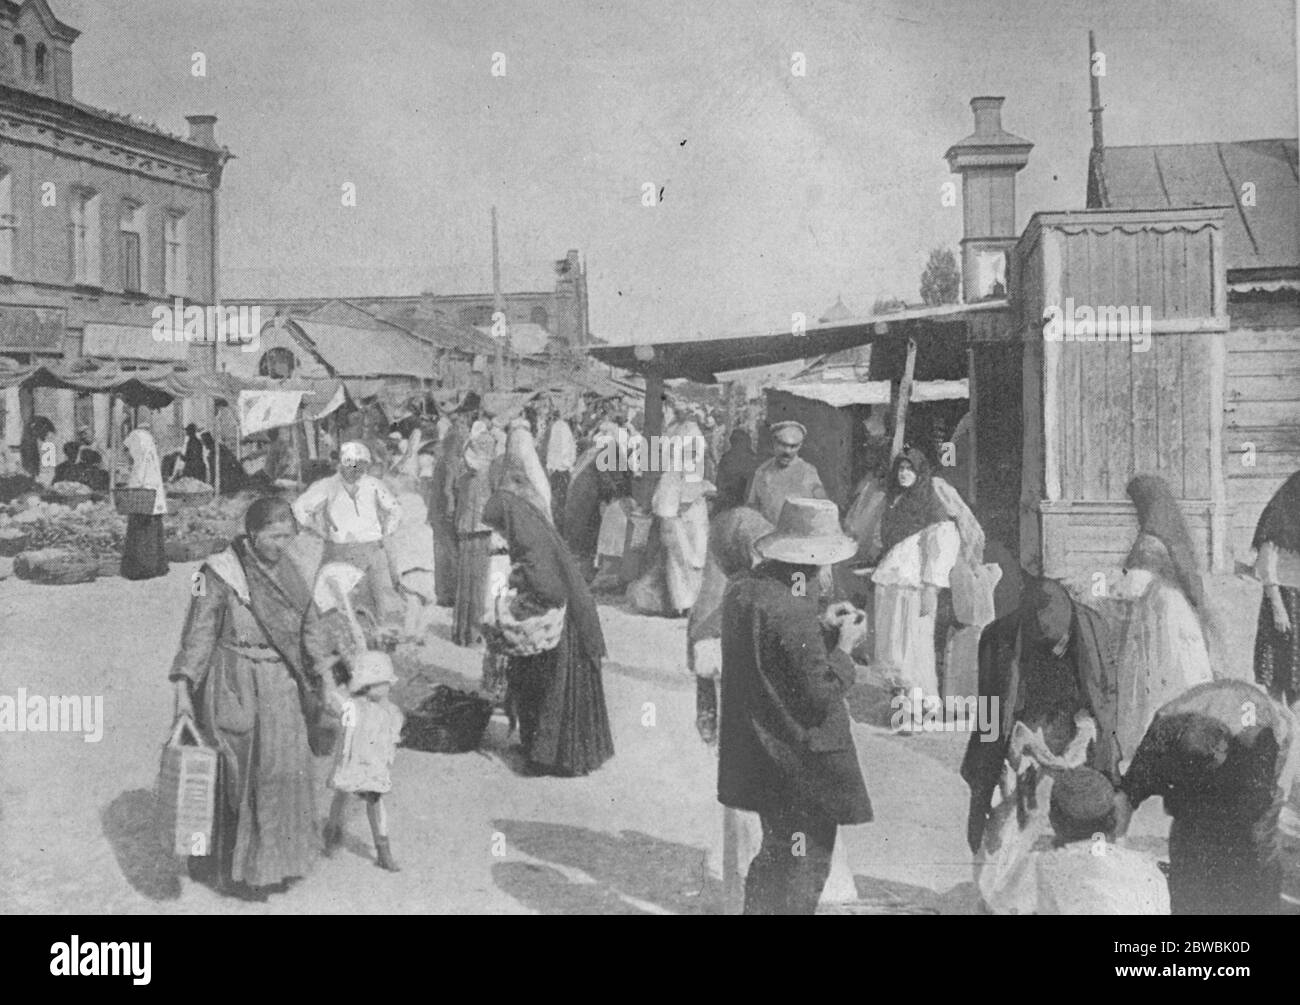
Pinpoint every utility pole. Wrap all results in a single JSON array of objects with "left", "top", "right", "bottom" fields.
[
  {"left": 491, "top": 206, "right": 507, "bottom": 389},
  {"left": 1089, "top": 31, "right": 1104, "bottom": 153}
]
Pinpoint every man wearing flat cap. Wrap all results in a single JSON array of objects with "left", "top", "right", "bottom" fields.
[{"left": 745, "top": 420, "right": 827, "bottom": 526}]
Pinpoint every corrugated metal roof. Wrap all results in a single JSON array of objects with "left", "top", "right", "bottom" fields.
[{"left": 1093, "top": 139, "right": 1299, "bottom": 274}]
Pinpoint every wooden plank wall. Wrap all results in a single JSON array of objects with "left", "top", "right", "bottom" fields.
[
  {"left": 1054, "top": 331, "right": 1215, "bottom": 503},
  {"left": 1224, "top": 300, "right": 1300, "bottom": 562}
]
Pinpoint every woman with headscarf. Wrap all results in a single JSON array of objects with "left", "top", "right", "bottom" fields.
[
  {"left": 180, "top": 423, "right": 207, "bottom": 482},
  {"left": 427, "top": 414, "right": 467, "bottom": 607},
  {"left": 871, "top": 447, "right": 960, "bottom": 723},
  {"left": 713, "top": 428, "right": 761, "bottom": 514},
  {"left": 170, "top": 497, "right": 349, "bottom": 898},
  {"left": 1115, "top": 475, "right": 1215, "bottom": 767},
  {"left": 562, "top": 430, "right": 624, "bottom": 581},
  {"left": 452, "top": 431, "right": 497, "bottom": 646},
  {"left": 633, "top": 396, "right": 710, "bottom": 616},
  {"left": 121, "top": 423, "right": 170, "bottom": 580},
  {"left": 482, "top": 426, "right": 613, "bottom": 777},
  {"left": 1253, "top": 470, "right": 1300, "bottom": 707}
]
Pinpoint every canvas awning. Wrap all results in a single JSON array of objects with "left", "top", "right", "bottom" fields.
[
  {"left": 776, "top": 380, "right": 892, "bottom": 407},
  {"left": 588, "top": 301, "right": 1008, "bottom": 383}
]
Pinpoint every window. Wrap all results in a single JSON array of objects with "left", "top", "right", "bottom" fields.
[
  {"left": 71, "top": 189, "right": 101, "bottom": 286},
  {"left": 0, "top": 170, "right": 14, "bottom": 277},
  {"left": 34, "top": 43, "right": 45, "bottom": 83},
  {"left": 14, "top": 35, "right": 26, "bottom": 78},
  {"left": 530, "top": 305, "right": 549, "bottom": 329},
  {"left": 259, "top": 347, "right": 296, "bottom": 379},
  {"left": 119, "top": 201, "right": 144, "bottom": 292},
  {"left": 164, "top": 212, "right": 187, "bottom": 296}
]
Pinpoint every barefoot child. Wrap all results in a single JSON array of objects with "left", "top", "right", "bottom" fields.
[{"left": 323, "top": 651, "right": 404, "bottom": 871}]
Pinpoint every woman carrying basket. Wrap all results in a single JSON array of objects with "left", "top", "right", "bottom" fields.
[{"left": 482, "top": 424, "right": 614, "bottom": 777}]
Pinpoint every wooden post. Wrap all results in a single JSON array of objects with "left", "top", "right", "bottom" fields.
[
  {"left": 635, "top": 366, "right": 665, "bottom": 511},
  {"left": 107, "top": 394, "right": 118, "bottom": 506},
  {"left": 890, "top": 337, "right": 917, "bottom": 459},
  {"left": 214, "top": 402, "right": 223, "bottom": 497}
]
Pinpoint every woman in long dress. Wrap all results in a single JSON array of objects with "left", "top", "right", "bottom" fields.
[
  {"left": 871, "top": 448, "right": 960, "bottom": 724},
  {"left": 1254, "top": 470, "right": 1300, "bottom": 709},
  {"left": 170, "top": 497, "right": 346, "bottom": 898},
  {"left": 121, "top": 423, "right": 170, "bottom": 580},
  {"left": 482, "top": 426, "right": 614, "bottom": 777},
  {"left": 1115, "top": 475, "right": 1215, "bottom": 768},
  {"left": 452, "top": 432, "right": 496, "bottom": 646}
]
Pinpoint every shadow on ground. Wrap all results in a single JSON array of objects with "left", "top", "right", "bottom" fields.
[
  {"left": 491, "top": 819, "right": 720, "bottom": 914},
  {"left": 101, "top": 788, "right": 183, "bottom": 902}
]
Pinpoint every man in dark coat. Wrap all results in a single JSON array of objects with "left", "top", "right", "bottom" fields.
[
  {"left": 961, "top": 576, "right": 1121, "bottom": 854},
  {"left": 719, "top": 497, "right": 871, "bottom": 914}
]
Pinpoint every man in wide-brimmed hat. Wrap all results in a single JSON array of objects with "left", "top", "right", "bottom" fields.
[
  {"left": 718, "top": 497, "right": 872, "bottom": 914},
  {"left": 745, "top": 420, "right": 827, "bottom": 526}
]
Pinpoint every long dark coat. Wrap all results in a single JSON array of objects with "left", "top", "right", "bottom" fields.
[
  {"left": 959, "top": 598, "right": 1120, "bottom": 852},
  {"left": 718, "top": 565, "right": 872, "bottom": 824}
]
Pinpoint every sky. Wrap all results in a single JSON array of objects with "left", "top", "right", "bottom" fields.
[{"left": 54, "top": 0, "right": 1299, "bottom": 344}]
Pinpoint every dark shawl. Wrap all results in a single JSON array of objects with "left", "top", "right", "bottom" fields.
[
  {"left": 959, "top": 577, "right": 1121, "bottom": 852},
  {"left": 879, "top": 447, "right": 950, "bottom": 554},
  {"left": 182, "top": 433, "right": 207, "bottom": 481},
  {"left": 482, "top": 489, "right": 606, "bottom": 663},
  {"left": 1253, "top": 469, "right": 1300, "bottom": 555},
  {"left": 1126, "top": 474, "right": 1203, "bottom": 610},
  {"left": 714, "top": 431, "right": 761, "bottom": 511}
]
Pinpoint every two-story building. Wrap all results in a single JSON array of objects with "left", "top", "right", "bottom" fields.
[{"left": 0, "top": 0, "right": 230, "bottom": 459}]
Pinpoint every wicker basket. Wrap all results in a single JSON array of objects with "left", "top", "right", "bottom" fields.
[
  {"left": 156, "top": 714, "right": 217, "bottom": 857},
  {"left": 482, "top": 590, "right": 565, "bottom": 657},
  {"left": 115, "top": 487, "right": 158, "bottom": 516}
]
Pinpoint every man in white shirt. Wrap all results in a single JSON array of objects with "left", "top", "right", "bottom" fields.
[{"left": 293, "top": 440, "right": 403, "bottom": 626}]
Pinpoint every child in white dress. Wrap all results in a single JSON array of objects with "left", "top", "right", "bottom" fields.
[{"left": 323, "top": 652, "right": 405, "bottom": 871}]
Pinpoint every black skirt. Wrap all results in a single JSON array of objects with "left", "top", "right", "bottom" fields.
[
  {"left": 121, "top": 513, "right": 169, "bottom": 580},
  {"left": 507, "top": 621, "right": 614, "bottom": 777}
]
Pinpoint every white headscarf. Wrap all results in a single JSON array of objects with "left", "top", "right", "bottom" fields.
[
  {"left": 123, "top": 426, "right": 167, "bottom": 515},
  {"left": 340, "top": 440, "right": 371, "bottom": 466},
  {"left": 500, "top": 426, "right": 553, "bottom": 521}
]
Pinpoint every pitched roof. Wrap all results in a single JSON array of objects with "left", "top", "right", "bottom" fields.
[
  {"left": 287, "top": 318, "right": 436, "bottom": 378},
  {"left": 1090, "top": 139, "right": 1299, "bottom": 275}
]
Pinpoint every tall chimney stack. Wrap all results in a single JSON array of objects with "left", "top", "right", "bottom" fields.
[
  {"left": 944, "top": 97, "right": 1032, "bottom": 302},
  {"left": 185, "top": 114, "right": 218, "bottom": 148}
]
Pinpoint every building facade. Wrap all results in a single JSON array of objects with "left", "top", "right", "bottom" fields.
[{"left": 0, "top": 0, "right": 230, "bottom": 456}]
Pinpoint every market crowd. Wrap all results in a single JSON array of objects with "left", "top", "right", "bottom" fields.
[{"left": 117, "top": 385, "right": 1300, "bottom": 915}]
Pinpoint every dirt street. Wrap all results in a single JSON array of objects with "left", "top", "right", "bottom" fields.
[{"left": 0, "top": 561, "right": 1295, "bottom": 914}]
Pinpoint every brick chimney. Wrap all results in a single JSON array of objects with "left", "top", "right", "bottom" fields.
[
  {"left": 944, "top": 97, "right": 1032, "bottom": 302},
  {"left": 185, "top": 114, "right": 218, "bottom": 148}
]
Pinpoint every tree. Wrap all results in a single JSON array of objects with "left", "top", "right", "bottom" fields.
[
  {"left": 919, "top": 247, "right": 961, "bottom": 306},
  {"left": 872, "top": 296, "right": 907, "bottom": 315}
]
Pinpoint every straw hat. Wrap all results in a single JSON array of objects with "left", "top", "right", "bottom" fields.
[
  {"left": 755, "top": 497, "right": 857, "bottom": 565},
  {"left": 348, "top": 651, "right": 398, "bottom": 695}
]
